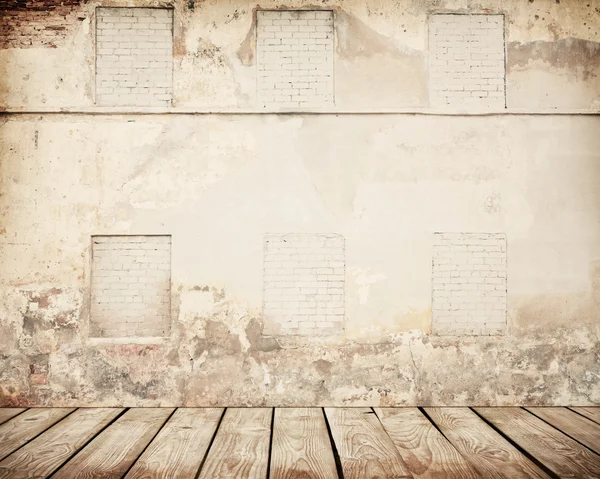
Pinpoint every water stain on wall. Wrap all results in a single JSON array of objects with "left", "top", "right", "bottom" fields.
[
  {"left": 508, "top": 37, "right": 600, "bottom": 80},
  {"left": 334, "top": 9, "right": 427, "bottom": 107}
]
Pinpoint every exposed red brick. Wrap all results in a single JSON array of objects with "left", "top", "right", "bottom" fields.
[
  {"left": 0, "top": 1, "right": 83, "bottom": 49},
  {"left": 29, "top": 373, "right": 48, "bottom": 385}
]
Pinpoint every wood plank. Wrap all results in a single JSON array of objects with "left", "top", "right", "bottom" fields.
[
  {"left": 0, "top": 407, "right": 75, "bottom": 461},
  {"left": 53, "top": 408, "right": 174, "bottom": 479},
  {"left": 125, "top": 408, "right": 224, "bottom": 479},
  {"left": 569, "top": 407, "right": 600, "bottom": 425},
  {"left": 526, "top": 407, "right": 600, "bottom": 454},
  {"left": 270, "top": 408, "right": 338, "bottom": 479},
  {"left": 475, "top": 407, "right": 600, "bottom": 478},
  {"left": 0, "top": 407, "right": 123, "bottom": 479},
  {"left": 197, "top": 408, "right": 271, "bottom": 479},
  {"left": 324, "top": 407, "right": 412, "bottom": 479},
  {"left": 0, "top": 409, "right": 26, "bottom": 427},
  {"left": 424, "top": 407, "right": 548, "bottom": 479},
  {"left": 375, "top": 407, "right": 479, "bottom": 479}
]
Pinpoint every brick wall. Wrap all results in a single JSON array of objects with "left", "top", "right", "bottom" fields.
[
  {"left": 90, "top": 235, "right": 171, "bottom": 338},
  {"left": 256, "top": 10, "right": 334, "bottom": 109},
  {"left": 432, "top": 233, "right": 507, "bottom": 335},
  {"left": 429, "top": 14, "right": 505, "bottom": 109},
  {"left": 96, "top": 7, "right": 173, "bottom": 107},
  {"left": 0, "top": 0, "right": 81, "bottom": 49},
  {"left": 263, "top": 233, "right": 344, "bottom": 336}
]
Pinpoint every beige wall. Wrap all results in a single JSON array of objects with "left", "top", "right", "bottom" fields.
[
  {"left": 1, "top": 0, "right": 599, "bottom": 111},
  {"left": 0, "top": 0, "right": 599, "bottom": 406}
]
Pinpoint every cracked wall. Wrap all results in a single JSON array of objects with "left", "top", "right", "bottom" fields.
[
  {"left": 0, "top": 0, "right": 599, "bottom": 406},
  {"left": 1, "top": 115, "right": 599, "bottom": 406},
  {"left": 0, "top": 0, "right": 599, "bottom": 110}
]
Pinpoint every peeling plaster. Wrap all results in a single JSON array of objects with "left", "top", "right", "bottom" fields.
[
  {"left": 508, "top": 37, "right": 600, "bottom": 80},
  {"left": 348, "top": 267, "right": 387, "bottom": 305},
  {"left": 1, "top": 0, "right": 600, "bottom": 406}
]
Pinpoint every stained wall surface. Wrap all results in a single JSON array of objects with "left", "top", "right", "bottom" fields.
[{"left": 0, "top": 0, "right": 599, "bottom": 406}]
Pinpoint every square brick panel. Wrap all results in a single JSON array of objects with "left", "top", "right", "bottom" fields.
[
  {"left": 263, "top": 233, "right": 345, "bottom": 336},
  {"left": 432, "top": 232, "right": 507, "bottom": 335},
  {"left": 96, "top": 8, "right": 173, "bottom": 106},
  {"left": 429, "top": 14, "right": 505, "bottom": 109},
  {"left": 90, "top": 235, "right": 171, "bottom": 338},
  {"left": 257, "top": 10, "right": 334, "bottom": 109}
]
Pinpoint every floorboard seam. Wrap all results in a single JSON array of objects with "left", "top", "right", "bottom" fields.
[
  {"left": 322, "top": 408, "right": 344, "bottom": 479},
  {"left": 417, "top": 407, "right": 453, "bottom": 441},
  {"left": 266, "top": 408, "right": 275, "bottom": 479},
  {"left": 469, "top": 407, "right": 560, "bottom": 479},
  {"left": 418, "top": 406, "right": 483, "bottom": 469},
  {"left": 0, "top": 408, "right": 80, "bottom": 463},
  {"left": 522, "top": 407, "right": 600, "bottom": 457},
  {"left": 193, "top": 407, "right": 227, "bottom": 479},
  {"left": 47, "top": 407, "right": 130, "bottom": 479},
  {"left": 371, "top": 407, "right": 417, "bottom": 478},
  {"left": 567, "top": 407, "right": 600, "bottom": 426},
  {"left": 119, "top": 407, "right": 178, "bottom": 479},
  {"left": 0, "top": 409, "right": 28, "bottom": 428},
  {"left": 371, "top": 408, "right": 403, "bottom": 451}
]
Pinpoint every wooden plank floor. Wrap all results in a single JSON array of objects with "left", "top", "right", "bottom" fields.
[{"left": 0, "top": 407, "right": 597, "bottom": 478}]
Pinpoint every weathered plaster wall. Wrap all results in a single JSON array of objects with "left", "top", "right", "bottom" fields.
[
  {"left": 0, "top": 0, "right": 599, "bottom": 406},
  {"left": 0, "top": 115, "right": 599, "bottom": 406},
  {"left": 0, "top": 0, "right": 599, "bottom": 111}
]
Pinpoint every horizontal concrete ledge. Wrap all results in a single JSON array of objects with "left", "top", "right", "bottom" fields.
[
  {"left": 86, "top": 337, "right": 167, "bottom": 346},
  {"left": 1, "top": 107, "right": 599, "bottom": 116}
]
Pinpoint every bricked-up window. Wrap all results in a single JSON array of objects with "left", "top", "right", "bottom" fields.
[
  {"left": 90, "top": 236, "right": 171, "bottom": 338},
  {"left": 257, "top": 10, "right": 334, "bottom": 109},
  {"left": 96, "top": 8, "right": 173, "bottom": 106},
  {"left": 429, "top": 14, "right": 505, "bottom": 109},
  {"left": 432, "top": 233, "right": 507, "bottom": 336},
  {"left": 263, "top": 233, "right": 344, "bottom": 336}
]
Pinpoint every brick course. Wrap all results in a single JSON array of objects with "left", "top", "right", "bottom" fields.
[
  {"left": 257, "top": 10, "right": 334, "bottom": 109},
  {"left": 429, "top": 14, "right": 505, "bottom": 109},
  {"left": 96, "top": 7, "right": 173, "bottom": 107},
  {"left": 90, "top": 235, "right": 171, "bottom": 338},
  {"left": 432, "top": 232, "right": 507, "bottom": 335},
  {"left": 0, "top": 0, "right": 81, "bottom": 49},
  {"left": 263, "top": 233, "right": 345, "bottom": 336}
]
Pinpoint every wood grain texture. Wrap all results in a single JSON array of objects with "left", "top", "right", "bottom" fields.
[
  {"left": 0, "top": 409, "right": 26, "bottom": 427},
  {"left": 569, "top": 407, "right": 600, "bottom": 425},
  {"left": 197, "top": 408, "right": 272, "bottom": 479},
  {"left": 0, "top": 407, "right": 74, "bottom": 461},
  {"left": 270, "top": 408, "right": 338, "bottom": 479},
  {"left": 0, "top": 407, "right": 123, "bottom": 479},
  {"left": 475, "top": 407, "right": 600, "bottom": 478},
  {"left": 526, "top": 407, "right": 600, "bottom": 455},
  {"left": 375, "top": 408, "right": 479, "bottom": 479},
  {"left": 324, "top": 408, "right": 412, "bottom": 479},
  {"left": 424, "top": 408, "right": 548, "bottom": 479},
  {"left": 53, "top": 408, "right": 174, "bottom": 479},
  {"left": 125, "top": 408, "right": 224, "bottom": 479}
]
